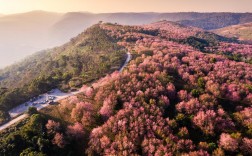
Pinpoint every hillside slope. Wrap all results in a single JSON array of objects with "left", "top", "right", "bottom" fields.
[
  {"left": 1, "top": 22, "right": 252, "bottom": 155},
  {"left": 213, "top": 22, "right": 252, "bottom": 41},
  {"left": 178, "top": 13, "right": 252, "bottom": 30},
  {"left": 0, "top": 24, "right": 126, "bottom": 124}
]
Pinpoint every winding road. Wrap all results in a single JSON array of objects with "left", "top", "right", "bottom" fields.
[
  {"left": 0, "top": 52, "right": 131, "bottom": 131},
  {"left": 119, "top": 52, "right": 132, "bottom": 72}
]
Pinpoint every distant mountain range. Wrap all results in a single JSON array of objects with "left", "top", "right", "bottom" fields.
[{"left": 1, "top": 11, "right": 252, "bottom": 68}]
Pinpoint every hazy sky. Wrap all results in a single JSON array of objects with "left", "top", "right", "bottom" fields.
[{"left": 0, "top": 0, "right": 252, "bottom": 14}]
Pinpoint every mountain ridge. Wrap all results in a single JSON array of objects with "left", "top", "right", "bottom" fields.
[{"left": 1, "top": 11, "right": 252, "bottom": 68}]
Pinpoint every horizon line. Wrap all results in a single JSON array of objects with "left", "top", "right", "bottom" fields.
[{"left": 1, "top": 10, "right": 252, "bottom": 15}]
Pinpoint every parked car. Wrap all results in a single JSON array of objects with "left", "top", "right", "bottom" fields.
[
  {"left": 49, "top": 101, "right": 55, "bottom": 105},
  {"left": 48, "top": 96, "right": 56, "bottom": 100},
  {"left": 48, "top": 90, "right": 54, "bottom": 94}
]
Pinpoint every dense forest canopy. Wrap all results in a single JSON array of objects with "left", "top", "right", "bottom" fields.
[{"left": 0, "top": 21, "right": 252, "bottom": 155}]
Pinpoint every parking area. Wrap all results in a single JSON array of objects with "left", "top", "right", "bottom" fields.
[{"left": 8, "top": 89, "right": 79, "bottom": 118}]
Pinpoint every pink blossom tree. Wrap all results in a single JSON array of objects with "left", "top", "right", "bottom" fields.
[
  {"left": 52, "top": 133, "right": 67, "bottom": 148},
  {"left": 66, "top": 122, "right": 85, "bottom": 140},
  {"left": 46, "top": 120, "right": 61, "bottom": 135},
  {"left": 219, "top": 133, "right": 239, "bottom": 152}
]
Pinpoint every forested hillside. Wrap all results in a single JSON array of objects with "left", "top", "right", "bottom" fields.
[
  {"left": 1, "top": 22, "right": 251, "bottom": 155},
  {"left": 0, "top": 24, "right": 126, "bottom": 124}
]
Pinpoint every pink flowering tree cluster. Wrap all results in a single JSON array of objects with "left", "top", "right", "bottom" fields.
[
  {"left": 66, "top": 122, "right": 85, "bottom": 140},
  {"left": 52, "top": 133, "right": 67, "bottom": 148},
  {"left": 234, "top": 107, "right": 252, "bottom": 136},
  {"left": 193, "top": 109, "right": 235, "bottom": 135},
  {"left": 46, "top": 120, "right": 61, "bottom": 135},
  {"left": 46, "top": 120, "right": 67, "bottom": 148},
  {"left": 87, "top": 101, "right": 178, "bottom": 155},
  {"left": 45, "top": 23, "right": 252, "bottom": 155},
  {"left": 71, "top": 102, "right": 95, "bottom": 127},
  {"left": 99, "top": 93, "right": 117, "bottom": 120},
  {"left": 206, "top": 42, "right": 252, "bottom": 62},
  {"left": 46, "top": 119, "right": 86, "bottom": 149}
]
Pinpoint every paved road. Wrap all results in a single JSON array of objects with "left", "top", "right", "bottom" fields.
[
  {"left": 119, "top": 52, "right": 132, "bottom": 72},
  {"left": 0, "top": 114, "right": 27, "bottom": 131},
  {"left": 0, "top": 52, "right": 131, "bottom": 131}
]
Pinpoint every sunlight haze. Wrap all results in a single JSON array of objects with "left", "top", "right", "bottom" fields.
[{"left": 0, "top": 0, "right": 252, "bottom": 14}]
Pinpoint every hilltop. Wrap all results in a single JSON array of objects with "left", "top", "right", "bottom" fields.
[
  {"left": 1, "top": 11, "right": 252, "bottom": 68},
  {"left": 0, "top": 22, "right": 251, "bottom": 155},
  {"left": 52, "top": 12, "right": 252, "bottom": 43}
]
